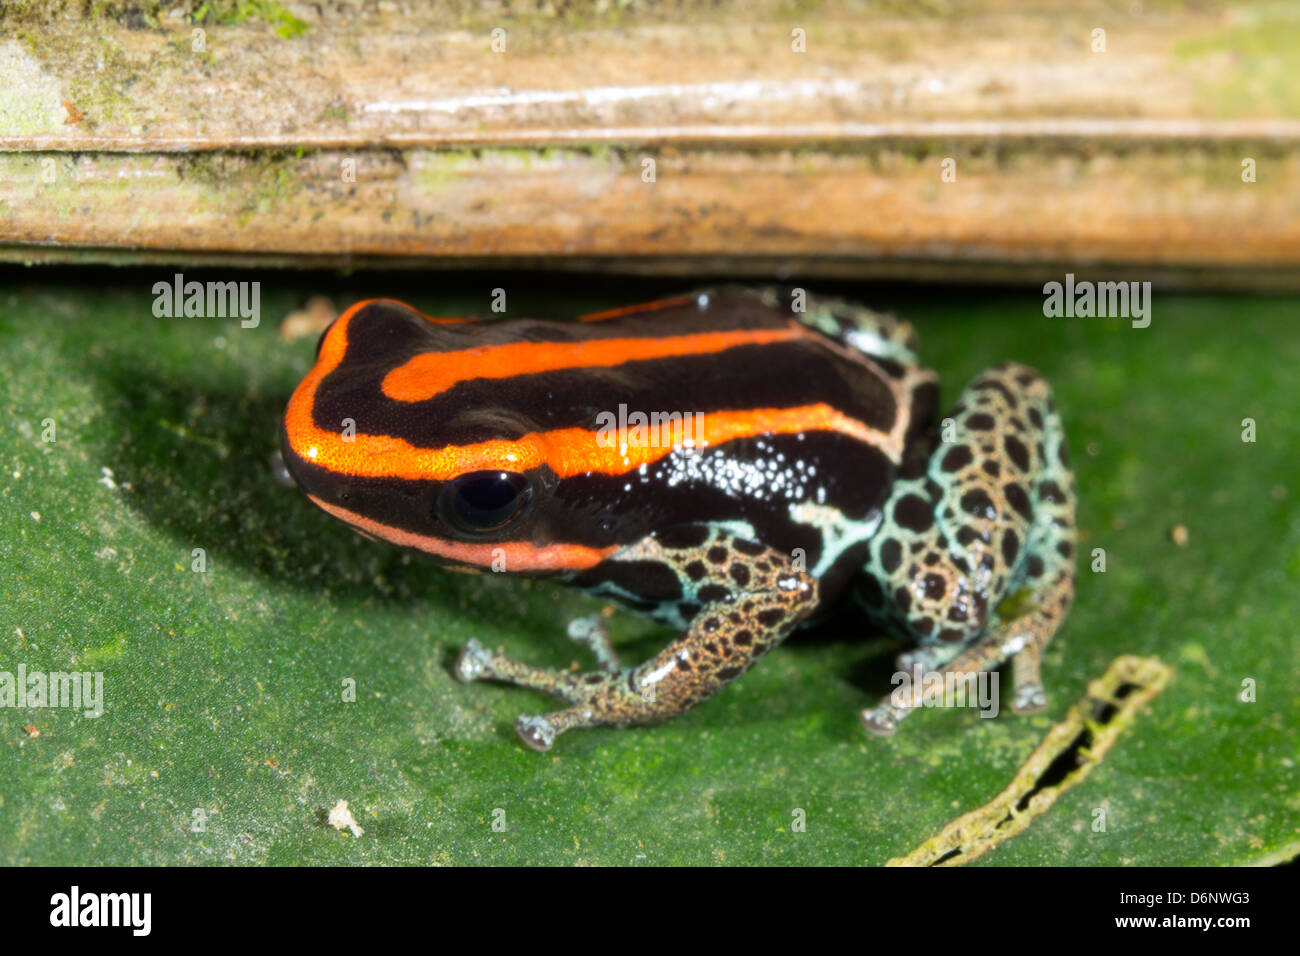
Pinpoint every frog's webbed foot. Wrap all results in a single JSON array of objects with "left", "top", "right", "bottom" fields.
[
  {"left": 858, "top": 362, "right": 1077, "bottom": 736},
  {"left": 457, "top": 613, "right": 620, "bottom": 695},
  {"left": 859, "top": 580, "right": 1071, "bottom": 736},
  {"left": 860, "top": 647, "right": 950, "bottom": 736},
  {"left": 455, "top": 528, "right": 817, "bottom": 751},
  {"left": 454, "top": 638, "right": 496, "bottom": 683},
  {"left": 860, "top": 701, "right": 906, "bottom": 737},
  {"left": 453, "top": 638, "right": 619, "bottom": 750}
]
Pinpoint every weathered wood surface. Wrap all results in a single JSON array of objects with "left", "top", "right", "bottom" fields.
[{"left": 1, "top": 1, "right": 1297, "bottom": 286}]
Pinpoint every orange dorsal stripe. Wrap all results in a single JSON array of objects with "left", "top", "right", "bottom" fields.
[
  {"left": 284, "top": 299, "right": 897, "bottom": 481},
  {"left": 577, "top": 294, "right": 696, "bottom": 322},
  {"left": 292, "top": 403, "right": 892, "bottom": 481},
  {"left": 380, "top": 326, "right": 805, "bottom": 403}
]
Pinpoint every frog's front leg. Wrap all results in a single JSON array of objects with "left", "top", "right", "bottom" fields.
[
  {"left": 857, "top": 362, "right": 1077, "bottom": 735},
  {"left": 455, "top": 528, "right": 818, "bottom": 751}
]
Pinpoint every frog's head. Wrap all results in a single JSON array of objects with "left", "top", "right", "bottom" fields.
[{"left": 281, "top": 299, "right": 631, "bottom": 576}]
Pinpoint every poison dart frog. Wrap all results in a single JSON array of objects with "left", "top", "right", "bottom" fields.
[{"left": 281, "top": 288, "right": 1077, "bottom": 751}]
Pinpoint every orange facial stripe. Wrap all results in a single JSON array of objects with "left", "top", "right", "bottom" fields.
[
  {"left": 380, "top": 326, "right": 806, "bottom": 403},
  {"left": 307, "top": 495, "right": 616, "bottom": 570},
  {"left": 578, "top": 294, "right": 695, "bottom": 323},
  {"left": 285, "top": 298, "right": 469, "bottom": 473}
]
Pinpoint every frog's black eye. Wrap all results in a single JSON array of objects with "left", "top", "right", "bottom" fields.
[{"left": 438, "top": 471, "right": 532, "bottom": 536}]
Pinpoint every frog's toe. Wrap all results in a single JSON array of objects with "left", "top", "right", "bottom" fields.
[
  {"left": 566, "top": 613, "right": 622, "bottom": 671},
  {"left": 897, "top": 647, "right": 947, "bottom": 673},
  {"left": 860, "top": 704, "right": 902, "bottom": 737},
  {"left": 566, "top": 615, "right": 603, "bottom": 640},
  {"left": 515, "top": 715, "right": 557, "bottom": 752},
  {"left": 455, "top": 639, "right": 494, "bottom": 683},
  {"left": 1012, "top": 682, "right": 1048, "bottom": 714}
]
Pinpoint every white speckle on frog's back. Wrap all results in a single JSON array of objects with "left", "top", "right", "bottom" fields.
[{"left": 656, "top": 442, "right": 820, "bottom": 502}]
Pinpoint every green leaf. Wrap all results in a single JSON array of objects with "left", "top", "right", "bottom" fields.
[{"left": 0, "top": 282, "right": 1296, "bottom": 865}]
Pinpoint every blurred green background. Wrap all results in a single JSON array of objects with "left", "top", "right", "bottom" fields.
[{"left": 0, "top": 270, "right": 1296, "bottom": 865}]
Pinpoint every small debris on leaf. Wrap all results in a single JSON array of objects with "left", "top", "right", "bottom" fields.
[{"left": 327, "top": 799, "right": 364, "bottom": 837}]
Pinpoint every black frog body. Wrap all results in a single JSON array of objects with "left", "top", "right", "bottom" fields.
[{"left": 282, "top": 288, "right": 1077, "bottom": 750}]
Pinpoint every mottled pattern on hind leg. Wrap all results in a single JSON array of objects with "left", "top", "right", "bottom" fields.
[
  {"left": 857, "top": 362, "right": 1077, "bottom": 733},
  {"left": 768, "top": 287, "right": 922, "bottom": 367}
]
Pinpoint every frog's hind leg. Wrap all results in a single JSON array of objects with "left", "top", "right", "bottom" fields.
[
  {"left": 783, "top": 290, "right": 922, "bottom": 368},
  {"left": 455, "top": 528, "right": 817, "bottom": 751},
  {"left": 857, "top": 362, "right": 1076, "bottom": 735}
]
